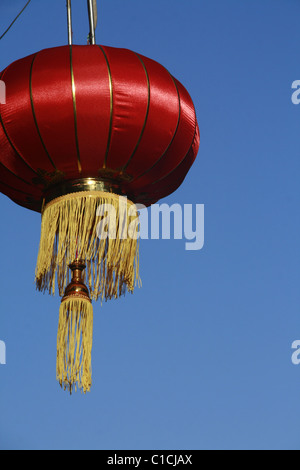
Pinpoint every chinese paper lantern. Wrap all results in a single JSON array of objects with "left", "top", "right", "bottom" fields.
[{"left": 0, "top": 3, "right": 199, "bottom": 393}]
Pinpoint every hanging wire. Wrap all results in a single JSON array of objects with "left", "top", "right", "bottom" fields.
[{"left": 0, "top": 0, "right": 32, "bottom": 41}]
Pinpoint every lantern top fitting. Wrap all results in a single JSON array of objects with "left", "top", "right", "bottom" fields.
[{"left": 67, "top": 0, "right": 98, "bottom": 46}]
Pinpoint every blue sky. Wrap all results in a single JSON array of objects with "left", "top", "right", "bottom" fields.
[{"left": 0, "top": 0, "right": 300, "bottom": 450}]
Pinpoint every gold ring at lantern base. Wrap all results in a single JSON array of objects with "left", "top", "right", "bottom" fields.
[{"left": 44, "top": 177, "right": 124, "bottom": 206}]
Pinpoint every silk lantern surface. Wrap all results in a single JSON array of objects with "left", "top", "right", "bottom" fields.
[{"left": 0, "top": 45, "right": 199, "bottom": 211}]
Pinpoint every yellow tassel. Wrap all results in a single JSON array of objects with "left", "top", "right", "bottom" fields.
[
  {"left": 57, "top": 297, "right": 93, "bottom": 394},
  {"left": 35, "top": 191, "right": 140, "bottom": 301}
]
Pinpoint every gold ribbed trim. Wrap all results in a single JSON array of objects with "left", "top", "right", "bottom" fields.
[{"left": 44, "top": 190, "right": 134, "bottom": 212}]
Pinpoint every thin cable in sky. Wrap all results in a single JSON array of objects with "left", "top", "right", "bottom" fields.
[{"left": 0, "top": 0, "right": 32, "bottom": 41}]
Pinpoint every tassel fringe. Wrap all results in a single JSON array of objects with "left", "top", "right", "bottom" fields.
[
  {"left": 35, "top": 191, "right": 140, "bottom": 301},
  {"left": 57, "top": 297, "right": 93, "bottom": 394}
]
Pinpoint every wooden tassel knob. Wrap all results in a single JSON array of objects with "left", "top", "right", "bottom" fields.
[{"left": 62, "top": 260, "right": 91, "bottom": 303}]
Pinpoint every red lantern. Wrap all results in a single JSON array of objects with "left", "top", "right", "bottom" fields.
[
  {"left": 0, "top": 11, "right": 199, "bottom": 393},
  {"left": 0, "top": 45, "right": 199, "bottom": 211}
]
